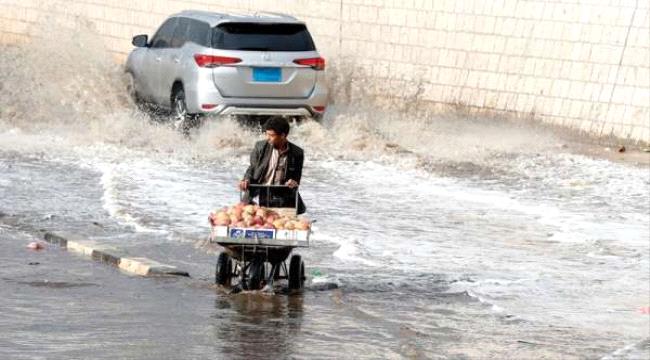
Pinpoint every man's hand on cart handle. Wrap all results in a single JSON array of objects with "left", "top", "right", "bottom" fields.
[
  {"left": 285, "top": 179, "right": 299, "bottom": 188},
  {"left": 239, "top": 180, "right": 298, "bottom": 190}
]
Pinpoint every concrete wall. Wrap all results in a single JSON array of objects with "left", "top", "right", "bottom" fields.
[{"left": 1, "top": 0, "right": 648, "bottom": 143}]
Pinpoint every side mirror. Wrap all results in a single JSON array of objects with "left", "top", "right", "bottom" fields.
[{"left": 132, "top": 34, "right": 148, "bottom": 47}]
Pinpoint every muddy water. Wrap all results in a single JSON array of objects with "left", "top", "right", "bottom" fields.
[{"left": 1, "top": 16, "right": 649, "bottom": 359}]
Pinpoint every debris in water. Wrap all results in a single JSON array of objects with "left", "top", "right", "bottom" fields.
[
  {"left": 311, "top": 268, "right": 323, "bottom": 277},
  {"left": 26, "top": 241, "right": 46, "bottom": 250},
  {"left": 517, "top": 340, "right": 541, "bottom": 345},
  {"left": 310, "top": 282, "right": 339, "bottom": 291},
  {"left": 639, "top": 306, "right": 650, "bottom": 315},
  {"left": 18, "top": 280, "right": 97, "bottom": 288}
]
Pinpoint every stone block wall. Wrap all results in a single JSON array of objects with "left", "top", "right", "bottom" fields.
[{"left": 1, "top": 0, "right": 648, "bottom": 142}]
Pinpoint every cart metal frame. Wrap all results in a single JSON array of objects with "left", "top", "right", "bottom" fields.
[{"left": 209, "top": 185, "right": 309, "bottom": 293}]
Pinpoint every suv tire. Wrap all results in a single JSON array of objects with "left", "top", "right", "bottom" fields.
[
  {"left": 125, "top": 72, "right": 145, "bottom": 110},
  {"left": 171, "top": 86, "right": 201, "bottom": 135}
]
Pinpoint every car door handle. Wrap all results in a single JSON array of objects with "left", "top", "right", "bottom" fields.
[
  {"left": 155, "top": 57, "right": 162, "bottom": 62},
  {"left": 173, "top": 57, "right": 180, "bottom": 63}
]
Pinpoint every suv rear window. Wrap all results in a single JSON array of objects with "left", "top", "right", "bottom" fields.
[{"left": 212, "top": 23, "right": 316, "bottom": 51}]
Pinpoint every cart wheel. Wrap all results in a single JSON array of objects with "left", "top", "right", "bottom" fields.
[
  {"left": 215, "top": 252, "right": 232, "bottom": 286},
  {"left": 247, "top": 260, "right": 265, "bottom": 290},
  {"left": 288, "top": 255, "right": 305, "bottom": 291}
]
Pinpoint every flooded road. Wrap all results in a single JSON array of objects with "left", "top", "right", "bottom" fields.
[{"left": 1, "top": 18, "right": 649, "bottom": 360}]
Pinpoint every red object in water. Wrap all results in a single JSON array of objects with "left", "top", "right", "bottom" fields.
[
  {"left": 27, "top": 241, "right": 45, "bottom": 250},
  {"left": 640, "top": 306, "right": 650, "bottom": 315}
]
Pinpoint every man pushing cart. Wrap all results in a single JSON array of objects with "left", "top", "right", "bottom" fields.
[
  {"left": 209, "top": 117, "right": 310, "bottom": 294},
  {"left": 239, "top": 117, "right": 306, "bottom": 214}
]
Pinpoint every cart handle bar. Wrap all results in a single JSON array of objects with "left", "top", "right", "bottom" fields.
[
  {"left": 247, "top": 184, "right": 299, "bottom": 189},
  {"left": 241, "top": 184, "right": 299, "bottom": 210}
]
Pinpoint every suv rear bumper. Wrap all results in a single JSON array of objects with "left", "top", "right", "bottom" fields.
[
  {"left": 186, "top": 79, "right": 328, "bottom": 118},
  {"left": 219, "top": 106, "right": 313, "bottom": 117}
]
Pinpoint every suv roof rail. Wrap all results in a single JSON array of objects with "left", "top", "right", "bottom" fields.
[
  {"left": 253, "top": 11, "right": 298, "bottom": 21},
  {"left": 178, "top": 9, "right": 222, "bottom": 16},
  {"left": 172, "top": 9, "right": 302, "bottom": 26}
]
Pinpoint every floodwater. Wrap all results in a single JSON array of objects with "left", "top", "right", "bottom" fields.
[{"left": 1, "top": 16, "right": 649, "bottom": 360}]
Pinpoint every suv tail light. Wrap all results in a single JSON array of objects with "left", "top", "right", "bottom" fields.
[
  {"left": 194, "top": 54, "right": 241, "bottom": 68},
  {"left": 293, "top": 57, "right": 325, "bottom": 71}
]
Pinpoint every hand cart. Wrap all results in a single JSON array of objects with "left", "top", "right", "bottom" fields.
[{"left": 209, "top": 185, "right": 310, "bottom": 293}]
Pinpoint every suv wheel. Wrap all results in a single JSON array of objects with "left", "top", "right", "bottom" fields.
[
  {"left": 125, "top": 72, "right": 143, "bottom": 108},
  {"left": 125, "top": 72, "right": 136, "bottom": 100},
  {"left": 171, "top": 87, "right": 200, "bottom": 134}
]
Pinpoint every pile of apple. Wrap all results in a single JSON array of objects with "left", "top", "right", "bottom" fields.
[{"left": 209, "top": 203, "right": 311, "bottom": 231}]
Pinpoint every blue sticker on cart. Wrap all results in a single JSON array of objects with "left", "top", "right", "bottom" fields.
[
  {"left": 244, "top": 229, "right": 275, "bottom": 239},
  {"left": 229, "top": 228, "right": 246, "bottom": 238}
]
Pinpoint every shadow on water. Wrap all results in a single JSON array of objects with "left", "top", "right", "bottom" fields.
[{"left": 211, "top": 293, "right": 304, "bottom": 359}]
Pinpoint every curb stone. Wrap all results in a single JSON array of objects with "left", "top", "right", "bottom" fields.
[{"left": 43, "top": 232, "right": 190, "bottom": 277}]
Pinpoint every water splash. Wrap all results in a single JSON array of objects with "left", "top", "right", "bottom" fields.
[{"left": 0, "top": 12, "right": 561, "bottom": 170}]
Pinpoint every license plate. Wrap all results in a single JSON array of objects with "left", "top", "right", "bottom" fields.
[{"left": 252, "top": 67, "right": 281, "bottom": 82}]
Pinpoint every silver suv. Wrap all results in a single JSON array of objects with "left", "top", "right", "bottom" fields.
[{"left": 126, "top": 10, "right": 328, "bottom": 128}]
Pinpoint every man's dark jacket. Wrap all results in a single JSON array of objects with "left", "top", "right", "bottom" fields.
[{"left": 243, "top": 140, "right": 306, "bottom": 214}]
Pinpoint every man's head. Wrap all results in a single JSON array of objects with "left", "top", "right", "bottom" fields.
[{"left": 263, "top": 117, "right": 290, "bottom": 149}]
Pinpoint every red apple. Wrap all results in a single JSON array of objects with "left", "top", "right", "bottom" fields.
[
  {"left": 255, "top": 208, "right": 267, "bottom": 218},
  {"left": 215, "top": 211, "right": 229, "bottom": 221},
  {"left": 216, "top": 218, "right": 231, "bottom": 226},
  {"left": 295, "top": 221, "right": 309, "bottom": 230},
  {"left": 272, "top": 219, "right": 286, "bottom": 229},
  {"left": 243, "top": 204, "right": 255, "bottom": 215}
]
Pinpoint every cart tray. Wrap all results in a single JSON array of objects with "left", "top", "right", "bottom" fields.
[
  {"left": 210, "top": 236, "right": 309, "bottom": 248},
  {"left": 209, "top": 225, "right": 310, "bottom": 248}
]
